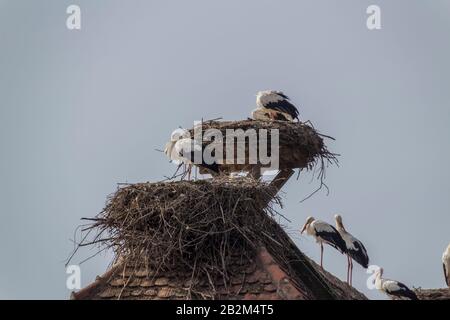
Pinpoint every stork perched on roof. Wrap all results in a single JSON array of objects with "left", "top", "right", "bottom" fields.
[
  {"left": 300, "top": 216, "right": 347, "bottom": 269},
  {"left": 374, "top": 267, "right": 418, "bottom": 300},
  {"left": 164, "top": 128, "right": 219, "bottom": 178},
  {"left": 334, "top": 214, "right": 369, "bottom": 286},
  {"left": 443, "top": 243, "right": 450, "bottom": 288},
  {"left": 252, "top": 90, "right": 300, "bottom": 122}
]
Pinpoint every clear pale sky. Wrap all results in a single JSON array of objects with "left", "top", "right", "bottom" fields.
[{"left": 1, "top": 0, "right": 449, "bottom": 299}]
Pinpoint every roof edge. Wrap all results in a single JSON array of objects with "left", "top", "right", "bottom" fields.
[{"left": 71, "top": 264, "right": 121, "bottom": 300}]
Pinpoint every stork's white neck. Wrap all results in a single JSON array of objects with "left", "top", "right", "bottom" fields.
[
  {"left": 336, "top": 221, "right": 346, "bottom": 233},
  {"left": 444, "top": 245, "right": 450, "bottom": 262},
  {"left": 306, "top": 222, "right": 316, "bottom": 236},
  {"left": 374, "top": 271, "right": 383, "bottom": 290}
]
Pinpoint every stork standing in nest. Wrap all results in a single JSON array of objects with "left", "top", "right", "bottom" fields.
[
  {"left": 252, "top": 90, "right": 300, "bottom": 122},
  {"left": 300, "top": 216, "right": 347, "bottom": 269},
  {"left": 164, "top": 128, "right": 190, "bottom": 163},
  {"left": 443, "top": 243, "right": 450, "bottom": 288},
  {"left": 164, "top": 128, "right": 219, "bottom": 179},
  {"left": 334, "top": 214, "right": 369, "bottom": 286}
]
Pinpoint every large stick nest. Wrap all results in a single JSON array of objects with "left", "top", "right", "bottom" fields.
[
  {"left": 189, "top": 120, "right": 337, "bottom": 173},
  {"left": 82, "top": 177, "right": 288, "bottom": 292}
]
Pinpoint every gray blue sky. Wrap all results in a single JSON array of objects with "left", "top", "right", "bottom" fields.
[{"left": 0, "top": 0, "right": 449, "bottom": 299}]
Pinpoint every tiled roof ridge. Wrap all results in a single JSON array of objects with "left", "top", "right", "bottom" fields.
[
  {"left": 70, "top": 263, "right": 122, "bottom": 300},
  {"left": 71, "top": 245, "right": 307, "bottom": 300},
  {"left": 70, "top": 236, "right": 370, "bottom": 300},
  {"left": 246, "top": 246, "right": 308, "bottom": 299},
  {"left": 70, "top": 226, "right": 368, "bottom": 300}
]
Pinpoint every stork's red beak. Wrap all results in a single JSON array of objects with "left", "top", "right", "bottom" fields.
[{"left": 300, "top": 224, "right": 307, "bottom": 234}]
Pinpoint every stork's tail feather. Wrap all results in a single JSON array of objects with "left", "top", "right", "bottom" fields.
[
  {"left": 403, "top": 289, "right": 419, "bottom": 300},
  {"left": 353, "top": 253, "right": 369, "bottom": 269}
]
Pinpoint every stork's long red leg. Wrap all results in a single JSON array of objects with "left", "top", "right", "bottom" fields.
[
  {"left": 350, "top": 259, "right": 354, "bottom": 286},
  {"left": 349, "top": 257, "right": 352, "bottom": 285},
  {"left": 346, "top": 256, "right": 349, "bottom": 283},
  {"left": 320, "top": 243, "right": 324, "bottom": 269},
  {"left": 347, "top": 255, "right": 350, "bottom": 284},
  {"left": 349, "top": 257, "right": 353, "bottom": 285},
  {"left": 181, "top": 164, "right": 186, "bottom": 180}
]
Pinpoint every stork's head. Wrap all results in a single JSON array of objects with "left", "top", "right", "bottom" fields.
[
  {"left": 334, "top": 214, "right": 345, "bottom": 229},
  {"left": 300, "top": 216, "right": 315, "bottom": 234},
  {"left": 170, "top": 128, "right": 190, "bottom": 142},
  {"left": 256, "top": 91, "right": 266, "bottom": 102}
]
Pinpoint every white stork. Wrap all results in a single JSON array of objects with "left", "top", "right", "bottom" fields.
[
  {"left": 300, "top": 216, "right": 347, "bottom": 269},
  {"left": 252, "top": 90, "right": 300, "bottom": 122},
  {"left": 334, "top": 214, "right": 369, "bottom": 286},
  {"left": 374, "top": 267, "right": 418, "bottom": 300},
  {"left": 443, "top": 243, "right": 450, "bottom": 288},
  {"left": 164, "top": 128, "right": 191, "bottom": 164},
  {"left": 164, "top": 128, "right": 219, "bottom": 177}
]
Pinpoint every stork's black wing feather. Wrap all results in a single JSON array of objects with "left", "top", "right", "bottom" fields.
[
  {"left": 315, "top": 225, "right": 347, "bottom": 254},
  {"left": 188, "top": 150, "right": 219, "bottom": 174},
  {"left": 348, "top": 240, "right": 369, "bottom": 268},
  {"left": 275, "top": 91, "right": 289, "bottom": 99},
  {"left": 179, "top": 147, "right": 220, "bottom": 175},
  {"left": 273, "top": 112, "right": 290, "bottom": 121},
  {"left": 390, "top": 282, "right": 418, "bottom": 300},
  {"left": 265, "top": 99, "right": 299, "bottom": 120}
]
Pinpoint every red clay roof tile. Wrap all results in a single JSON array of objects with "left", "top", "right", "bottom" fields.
[{"left": 72, "top": 226, "right": 368, "bottom": 301}]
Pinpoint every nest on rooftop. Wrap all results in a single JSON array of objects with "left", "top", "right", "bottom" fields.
[{"left": 80, "top": 177, "right": 292, "bottom": 297}]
